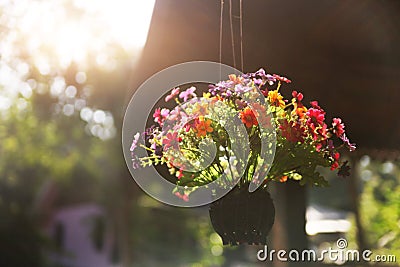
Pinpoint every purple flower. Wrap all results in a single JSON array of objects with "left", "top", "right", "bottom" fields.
[
  {"left": 217, "top": 80, "right": 234, "bottom": 88},
  {"left": 131, "top": 157, "right": 140, "bottom": 169},
  {"left": 130, "top": 132, "right": 140, "bottom": 152},
  {"left": 130, "top": 132, "right": 142, "bottom": 169},
  {"left": 179, "top": 86, "right": 196, "bottom": 102},
  {"left": 165, "top": 87, "right": 180, "bottom": 102},
  {"left": 253, "top": 78, "right": 263, "bottom": 86},
  {"left": 255, "top": 68, "right": 266, "bottom": 77},
  {"left": 208, "top": 84, "right": 218, "bottom": 96},
  {"left": 254, "top": 69, "right": 275, "bottom": 82},
  {"left": 143, "top": 125, "right": 156, "bottom": 141},
  {"left": 250, "top": 68, "right": 276, "bottom": 85},
  {"left": 266, "top": 74, "right": 275, "bottom": 85},
  {"left": 234, "top": 84, "right": 252, "bottom": 94},
  {"left": 224, "top": 90, "right": 232, "bottom": 97},
  {"left": 340, "top": 133, "right": 356, "bottom": 152},
  {"left": 328, "top": 140, "right": 335, "bottom": 153}
]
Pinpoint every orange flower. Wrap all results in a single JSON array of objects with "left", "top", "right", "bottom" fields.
[
  {"left": 240, "top": 107, "right": 258, "bottom": 128},
  {"left": 293, "top": 106, "right": 307, "bottom": 119},
  {"left": 211, "top": 95, "right": 223, "bottom": 104},
  {"left": 268, "top": 90, "right": 285, "bottom": 109},
  {"left": 279, "top": 175, "right": 288, "bottom": 183},
  {"left": 229, "top": 74, "right": 243, "bottom": 84},
  {"left": 195, "top": 118, "right": 213, "bottom": 137}
]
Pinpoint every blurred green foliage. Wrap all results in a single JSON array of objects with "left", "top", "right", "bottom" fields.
[{"left": 358, "top": 159, "right": 400, "bottom": 259}]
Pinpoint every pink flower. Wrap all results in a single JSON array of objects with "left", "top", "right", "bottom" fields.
[
  {"left": 310, "top": 101, "right": 322, "bottom": 110},
  {"left": 176, "top": 169, "right": 184, "bottom": 179},
  {"left": 153, "top": 108, "right": 170, "bottom": 126},
  {"left": 174, "top": 192, "right": 189, "bottom": 202},
  {"left": 153, "top": 108, "right": 162, "bottom": 125},
  {"left": 273, "top": 74, "right": 291, "bottom": 83},
  {"left": 167, "top": 107, "right": 188, "bottom": 127},
  {"left": 306, "top": 108, "right": 325, "bottom": 130},
  {"left": 317, "top": 123, "right": 329, "bottom": 140},
  {"left": 179, "top": 86, "right": 196, "bottom": 102},
  {"left": 165, "top": 87, "right": 180, "bottom": 102},
  {"left": 341, "top": 133, "right": 356, "bottom": 152},
  {"left": 161, "top": 108, "right": 170, "bottom": 117},
  {"left": 332, "top": 118, "right": 345, "bottom": 137}
]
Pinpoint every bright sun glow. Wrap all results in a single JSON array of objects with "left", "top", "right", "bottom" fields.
[
  {"left": 0, "top": 0, "right": 155, "bottom": 135},
  {"left": 0, "top": 0, "right": 155, "bottom": 70}
]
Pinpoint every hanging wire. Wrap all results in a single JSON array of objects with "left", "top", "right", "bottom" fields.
[
  {"left": 219, "top": 0, "right": 224, "bottom": 78},
  {"left": 239, "top": 0, "right": 244, "bottom": 72},
  {"left": 229, "top": 0, "right": 237, "bottom": 69}
]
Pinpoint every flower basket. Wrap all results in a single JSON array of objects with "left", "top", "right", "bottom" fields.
[
  {"left": 209, "top": 185, "right": 275, "bottom": 245},
  {"left": 129, "top": 67, "right": 356, "bottom": 245}
]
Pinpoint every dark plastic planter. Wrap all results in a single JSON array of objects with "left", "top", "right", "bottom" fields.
[{"left": 209, "top": 186, "right": 275, "bottom": 245}]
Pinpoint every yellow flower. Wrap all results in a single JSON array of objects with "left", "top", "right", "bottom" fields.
[
  {"left": 268, "top": 90, "right": 285, "bottom": 109},
  {"left": 202, "top": 92, "right": 211, "bottom": 99},
  {"left": 193, "top": 102, "right": 209, "bottom": 116}
]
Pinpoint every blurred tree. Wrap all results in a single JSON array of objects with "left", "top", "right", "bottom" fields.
[{"left": 0, "top": 91, "right": 115, "bottom": 266}]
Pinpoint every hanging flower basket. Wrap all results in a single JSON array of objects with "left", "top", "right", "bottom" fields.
[
  {"left": 129, "top": 67, "right": 356, "bottom": 245},
  {"left": 209, "top": 185, "right": 275, "bottom": 245}
]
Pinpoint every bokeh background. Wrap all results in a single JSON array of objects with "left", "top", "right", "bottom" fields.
[{"left": 0, "top": 0, "right": 399, "bottom": 266}]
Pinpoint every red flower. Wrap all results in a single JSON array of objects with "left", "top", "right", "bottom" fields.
[
  {"left": 240, "top": 107, "right": 258, "bottom": 128},
  {"left": 261, "top": 89, "right": 269, "bottom": 97},
  {"left": 162, "top": 132, "right": 182, "bottom": 150},
  {"left": 332, "top": 118, "right": 345, "bottom": 137},
  {"left": 279, "top": 119, "right": 307, "bottom": 143},
  {"left": 333, "top": 152, "right": 340, "bottom": 161},
  {"left": 330, "top": 161, "right": 339, "bottom": 170},
  {"left": 330, "top": 152, "right": 340, "bottom": 170},
  {"left": 292, "top": 91, "right": 304, "bottom": 102}
]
